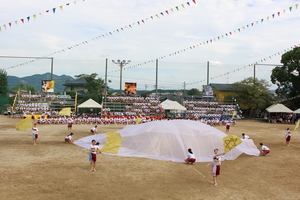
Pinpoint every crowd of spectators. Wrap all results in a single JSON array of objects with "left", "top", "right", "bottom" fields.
[
  {"left": 13, "top": 100, "right": 50, "bottom": 114},
  {"left": 105, "top": 96, "right": 161, "bottom": 117},
  {"left": 9, "top": 94, "right": 240, "bottom": 127},
  {"left": 183, "top": 100, "right": 237, "bottom": 119},
  {"left": 45, "top": 95, "right": 59, "bottom": 101},
  {"left": 21, "top": 94, "right": 42, "bottom": 101},
  {"left": 268, "top": 113, "right": 293, "bottom": 124}
]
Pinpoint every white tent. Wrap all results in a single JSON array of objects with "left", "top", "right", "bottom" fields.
[
  {"left": 74, "top": 120, "right": 259, "bottom": 162},
  {"left": 77, "top": 99, "right": 102, "bottom": 109},
  {"left": 266, "top": 104, "right": 293, "bottom": 113},
  {"left": 293, "top": 108, "right": 300, "bottom": 114},
  {"left": 160, "top": 99, "right": 186, "bottom": 111}
]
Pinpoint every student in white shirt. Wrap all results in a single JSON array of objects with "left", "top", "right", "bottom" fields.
[
  {"left": 185, "top": 148, "right": 196, "bottom": 165},
  {"left": 64, "top": 133, "right": 73, "bottom": 144},
  {"left": 89, "top": 140, "right": 101, "bottom": 171},
  {"left": 212, "top": 148, "right": 225, "bottom": 186},
  {"left": 90, "top": 125, "right": 98, "bottom": 135},
  {"left": 31, "top": 123, "right": 38, "bottom": 145},
  {"left": 259, "top": 143, "right": 270, "bottom": 156},
  {"left": 285, "top": 128, "right": 292, "bottom": 146},
  {"left": 242, "top": 133, "right": 250, "bottom": 139}
]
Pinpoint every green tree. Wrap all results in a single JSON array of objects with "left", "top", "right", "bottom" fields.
[
  {"left": 0, "top": 69, "right": 8, "bottom": 98},
  {"left": 271, "top": 47, "right": 300, "bottom": 109},
  {"left": 10, "top": 83, "right": 37, "bottom": 92},
  {"left": 66, "top": 90, "right": 77, "bottom": 98},
  {"left": 75, "top": 73, "right": 104, "bottom": 103},
  {"left": 225, "top": 77, "right": 273, "bottom": 116},
  {"left": 187, "top": 88, "right": 201, "bottom": 95}
]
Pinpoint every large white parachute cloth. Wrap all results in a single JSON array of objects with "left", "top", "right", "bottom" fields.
[{"left": 74, "top": 120, "right": 260, "bottom": 162}]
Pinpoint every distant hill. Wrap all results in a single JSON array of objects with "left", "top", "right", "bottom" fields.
[{"left": 8, "top": 73, "right": 74, "bottom": 93}]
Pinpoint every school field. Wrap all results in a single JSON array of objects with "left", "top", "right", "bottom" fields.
[{"left": 1, "top": 115, "right": 299, "bottom": 200}]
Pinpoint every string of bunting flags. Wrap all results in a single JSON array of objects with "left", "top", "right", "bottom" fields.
[
  {"left": 185, "top": 44, "right": 300, "bottom": 86},
  {"left": 0, "top": 0, "right": 88, "bottom": 32},
  {"left": 5, "top": 0, "right": 197, "bottom": 70},
  {"left": 114, "top": 3, "right": 299, "bottom": 74},
  {"left": 153, "top": 43, "right": 300, "bottom": 89},
  {"left": 275, "top": 94, "right": 300, "bottom": 103}
]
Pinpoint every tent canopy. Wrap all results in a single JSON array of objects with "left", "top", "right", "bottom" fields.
[
  {"left": 266, "top": 104, "right": 293, "bottom": 113},
  {"left": 293, "top": 108, "right": 300, "bottom": 114},
  {"left": 160, "top": 99, "right": 186, "bottom": 111},
  {"left": 77, "top": 99, "right": 102, "bottom": 108},
  {"left": 74, "top": 120, "right": 259, "bottom": 162}
]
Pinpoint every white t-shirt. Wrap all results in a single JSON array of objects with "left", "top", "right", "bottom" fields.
[
  {"left": 213, "top": 154, "right": 221, "bottom": 165},
  {"left": 242, "top": 135, "right": 250, "bottom": 139},
  {"left": 262, "top": 145, "right": 270, "bottom": 151},
  {"left": 286, "top": 130, "right": 291, "bottom": 137},
  {"left": 187, "top": 152, "right": 195, "bottom": 159},
  {"left": 32, "top": 127, "right": 38, "bottom": 134},
  {"left": 65, "top": 135, "right": 72, "bottom": 140},
  {"left": 90, "top": 144, "right": 97, "bottom": 154}
]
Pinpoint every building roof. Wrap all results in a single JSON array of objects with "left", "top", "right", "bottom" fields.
[
  {"left": 210, "top": 83, "right": 243, "bottom": 92},
  {"left": 63, "top": 78, "right": 86, "bottom": 86}
]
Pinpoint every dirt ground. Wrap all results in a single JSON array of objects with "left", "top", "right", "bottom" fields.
[{"left": 1, "top": 115, "right": 300, "bottom": 200}]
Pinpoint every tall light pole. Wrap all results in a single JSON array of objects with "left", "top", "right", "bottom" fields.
[{"left": 112, "top": 59, "right": 131, "bottom": 94}]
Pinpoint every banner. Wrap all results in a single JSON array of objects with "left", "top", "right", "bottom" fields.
[
  {"left": 42, "top": 80, "right": 54, "bottom": 92},
  {"left": 202, "top": 85, "right": 214, "bottom": 97},
  {"left": 125, "top": 82, "right": 137, "bottom": 95}
]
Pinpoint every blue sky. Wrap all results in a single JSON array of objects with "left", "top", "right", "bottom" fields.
[{"left": 1, "top": 0, "right": 300, "bottom": 91}]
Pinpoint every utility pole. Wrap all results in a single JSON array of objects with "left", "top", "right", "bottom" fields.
[
  {"left": 207, "top": 61, "right": 209, "bottom": 86},
  {"left": 104, "top": 58, "right": 108, "bottom": 104},
  {"left": 155, "top": 59, "right": 158, "bottom": 99},
  {"left": 112, "top": 59, "right": 131, "bottom": 94}
]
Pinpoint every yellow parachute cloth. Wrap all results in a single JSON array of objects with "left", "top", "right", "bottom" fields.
[
  {"left": 135, "top": 117, "right": 143, "bottom": 124},
  {"left": 292, "top": 119, "right": 300, "bottom": 132},
  {"left": 223, "top": 134, "right": 242, "bottom": 153},
  {"left": 231, "top": 111, "right": 237, "bottom": 119},
  {"left": 59, "top": 107, "right": 71, "bottom": 116},
  {"left": 100, "top": 131, "right": 122, "bottom": 154},
  {"left": 16, "top": 116, "right": 33, "bottom": 131}
]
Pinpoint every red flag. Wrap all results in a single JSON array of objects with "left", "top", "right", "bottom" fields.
[
  {"left": 21, "top": 19, "right": 24, "bottom": 23},
  {"left": 192, "top": 0, "right": 196, "bottom": 4},
  {"left": 8, "top": 22, "right": 12, "bottom": 27}
]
